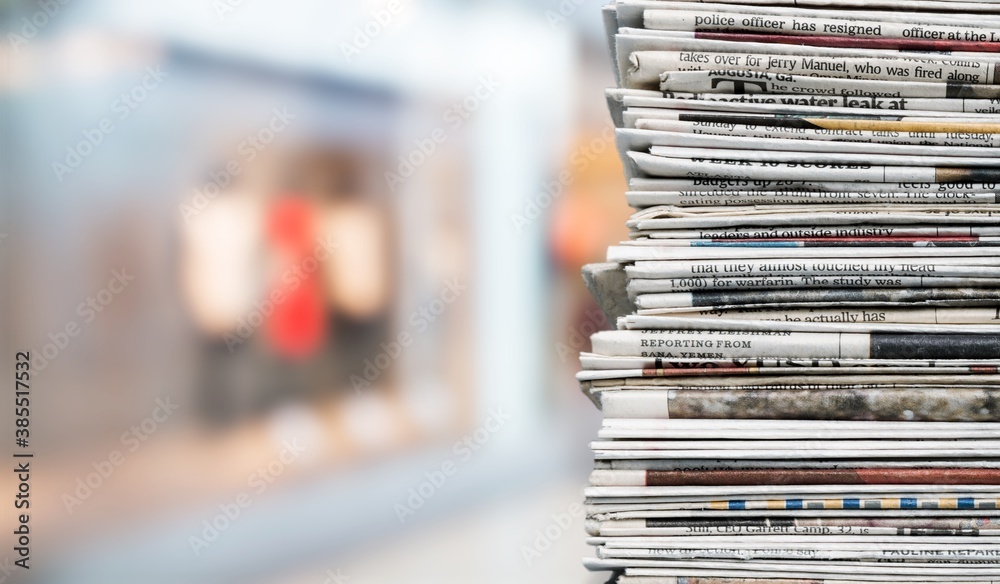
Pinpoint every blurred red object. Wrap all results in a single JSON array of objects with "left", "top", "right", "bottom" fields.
[{"left": 265, "top": 196, "right": 327, "bottom": 359}]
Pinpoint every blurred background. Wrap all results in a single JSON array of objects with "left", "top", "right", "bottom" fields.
[{"left": 0, "top": 1, "right": 630, "bottom": 582}]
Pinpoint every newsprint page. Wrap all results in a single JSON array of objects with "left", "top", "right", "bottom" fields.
[{"left": 581, "top": 0, "right": 1000, "bottom": 582}]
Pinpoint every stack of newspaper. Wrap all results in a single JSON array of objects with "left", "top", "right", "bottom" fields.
[{"left": 580, "top": 1, "right": 1000, "bottom": 582}]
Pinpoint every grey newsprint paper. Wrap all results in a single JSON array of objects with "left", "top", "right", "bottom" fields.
[{"left": 582, "top": 1, "right": 1000, "bottom": 580}]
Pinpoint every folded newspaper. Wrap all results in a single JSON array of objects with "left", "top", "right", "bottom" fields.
[{"left": 580, "top": 1, "right": 1000, "bottom": 581}]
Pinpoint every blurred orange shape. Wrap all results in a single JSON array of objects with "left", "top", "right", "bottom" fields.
[{"left": 550, "top": 193, "right": 609, "bottom": 269}]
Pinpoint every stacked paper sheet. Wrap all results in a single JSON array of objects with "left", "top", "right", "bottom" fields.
[{"left": 581, "top": 1, "right": 1000, "bottom": 582}]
